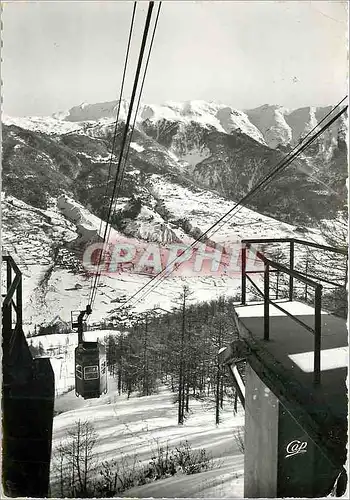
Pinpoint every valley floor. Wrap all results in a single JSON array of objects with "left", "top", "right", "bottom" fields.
[{"left": 51, "top": 376, "right": 245, "bottom": 498}]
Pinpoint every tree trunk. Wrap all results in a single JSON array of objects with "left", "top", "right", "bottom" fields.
[
  {"left": 182, "top": 369, "right": 186, "bottom": 416},
  {"left": 143, "top": 317, "right": 148, "bottom": 396},
  {"left": 178, "top": 293, "right": 186, "bottom": 424},
  {"left": 71, "top": 440, "right": 75, "bottom": 496},
  {"left": 220, "top": 376, "right": 224, "bottom": 409},
  {"left": 215, "top": 364, "right": 220, "bottom": 425},
  {"left": 117, "top": 369, "right": 122, "bottom": 395},
  {"left": 185, "top": 366, "right": 190, "bottom": 412},
  {"left": 83, "top": 430, "right": 88, "bottom": 494},
  {"left": 185, "top": 322, "right": 192, "bottom": 412},
  {"left": 178, "top": 363, "right": 183, "bottom": 424},
  {"left": 75, "top": 421, "right": 83, "bottom": 494}
]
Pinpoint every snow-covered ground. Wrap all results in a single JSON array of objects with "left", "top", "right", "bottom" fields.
[
  {"left": 51, "top": 383, "right": 245, "bottom": 498},
  {"left": 150, "top": 173, "right": 300, "bottom": 243},
  {"left": 123, "top": 457, "right": 244, "bottom": 498}
]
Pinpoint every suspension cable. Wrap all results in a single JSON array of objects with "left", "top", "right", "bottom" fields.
[
  {"left": 88, "top": 2, "right": 137, "bottom": 305},
  {"left": 89, "top": 1, "right": 156, "bottom": 309},
  {"left": 103, "top": 2, "right": 163, "bottom": 253}
]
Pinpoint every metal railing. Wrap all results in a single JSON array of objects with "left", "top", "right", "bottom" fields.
[{"left": 240, "top": 238, "right": 348, "bottom": 386}]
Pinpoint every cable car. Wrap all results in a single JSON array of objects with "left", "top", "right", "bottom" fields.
[
  {"left": 72, "top": 307, "right": 108, "bottom": 399},
  {"left": 75, "top": 341, "right": 107, "bottom": 399}
]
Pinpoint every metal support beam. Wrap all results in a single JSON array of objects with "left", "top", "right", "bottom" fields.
[
  {"left": 6, "top": 259, "right": 12, "bottom": 328},
  {"left": 228, "top": 363, "right": 245, "bottom": 409},
  {"left": 16, "top": 274, "right": 23, "bottom": 326},
  {"left": 314, "top": 285, "right": 322, "bottom": 385},
  {"left": 241, "top": 245, "right": 247, "bottom": 305},
  {"left": 289, "top": 240, "right": 294, "bottom": 301},
  {"left": 264, "top": 263, "right": 270, "bottom": 341}
]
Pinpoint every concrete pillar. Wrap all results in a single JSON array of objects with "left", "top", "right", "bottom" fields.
[
  {"left": 244, "top": 364, "right": 279, "bottom": 498},
  {"left": 244, "top": 364, "right": 342, "bottom": 498}
]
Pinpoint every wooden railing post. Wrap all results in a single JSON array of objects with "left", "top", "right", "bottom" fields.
[
  {"left": 264, "top": 262, "right": 270, "bottom": 341},
  {"left": 241, "top": 244, "right": 247, "bottom": 305},
  {"left": 289, "top": 240, "right": 294, "bottom": 301},
  {"left": 314, "top": 285, "right": 322, "bottom": 385}
]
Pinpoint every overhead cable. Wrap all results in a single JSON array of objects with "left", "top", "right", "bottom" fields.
[
  {"left": 88, "top": 1, "right": 137, "bottom": 305},
  {"left": 90, "top": 1, "right": 156, "bottom": 308}
]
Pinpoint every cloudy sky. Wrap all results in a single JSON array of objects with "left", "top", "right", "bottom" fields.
[{"left": 2, "top": 0, "right": 348, "bottom": 116}]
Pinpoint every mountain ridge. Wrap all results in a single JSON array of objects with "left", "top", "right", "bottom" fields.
[
  {"left": 2, "top": 96, "right": 347, "bottom": 226},
  {"left": 4, "top": 98, "right": 346, "bottom": 150}
]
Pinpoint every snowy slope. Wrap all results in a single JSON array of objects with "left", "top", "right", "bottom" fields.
[
  {"left": 245, "top": 104, "right": 292, "bottom": 148},
  {"left": 51, "top": 98, "right": 344, "bottom": 151},
  {"left": 3, "top": 172, "right": 335, "bottom": 332},
  {"left": 51, "top": 385, "right": 245, "bottom": 498},
  {"left": 54, "top": 99, "right": 130, "bottom": 123},
  {"left": 122, "top": 458, "right": 244, "bottom": 498},
  {"left": 18, "top": 186, "right": 298, "bottom": 327},
  {"left": 141, "top": 100, "right": 266, "bottom": 145},
  {"left": 150, "top": 173, "right": 300, "bottom": 243},
  {"left": 30, "top": 329, "right": 120, "bottom": 352},
  {"left": 2, "top": 114, "right": 84, "bottom": 135}
]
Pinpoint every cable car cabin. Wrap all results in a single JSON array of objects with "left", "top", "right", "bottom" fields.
[{"left": 75, "top": 341, "right": 107, "bottom": 399}]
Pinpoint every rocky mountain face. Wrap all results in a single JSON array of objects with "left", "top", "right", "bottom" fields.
[
  {"left": 2, "top": 99, "right": 347, "bottom": 328},
  {"left": 3, "top": 99, "right": 347, "bottom": 225}
]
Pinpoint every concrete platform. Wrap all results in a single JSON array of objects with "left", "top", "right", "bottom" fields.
[{"left": 233, "top": 300, "right": 348, "bottom": 461}]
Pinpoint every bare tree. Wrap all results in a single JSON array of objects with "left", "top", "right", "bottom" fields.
[
  {"left": 175, "top": 286, "right": 194, "bottom": 424},
  {"left": 52, "top": 420, "right": 98, "bottom": 497}
]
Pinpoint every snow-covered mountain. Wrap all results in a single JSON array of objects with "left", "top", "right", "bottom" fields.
[
  {"left": 50, "top": 99, "right": 266, "bottom": 144},
  {"left": 2, "top": 98, "right": 347, "bottom": 330},
  {"left": 3, "top": 98, "right": 347, "bottom": 220},
  {"left": 56, "top": 99, "right": 346, "bottom": 149},
  {"left": 245, "top": 103, "right": 347, "bottom": 149},
  {"left": 5, "top": 98, "right": 347, "bottom": 149}
]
